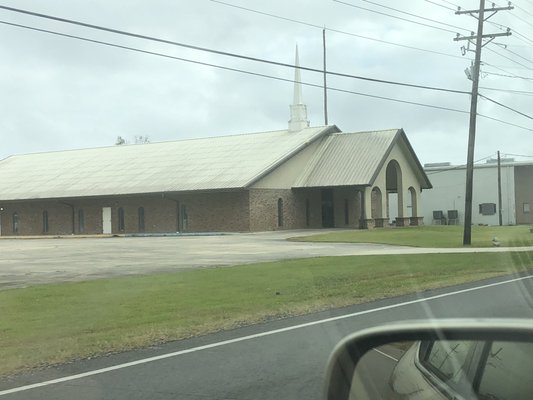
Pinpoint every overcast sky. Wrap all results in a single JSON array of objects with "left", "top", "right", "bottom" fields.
[{"left": 1, "top": 0, "right": 532, "bottom": 165}]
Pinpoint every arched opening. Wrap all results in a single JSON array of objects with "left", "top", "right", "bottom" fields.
[
  {"left": 386, "top": 160, "right": 403, "bottom": 224},
  {"left": 408, "top": 187, "right": 417, "bottom": 218},
  {"left": 370, "top": 187, "right": 383, "bottom": 219},
  {"left": 277, "top": 198, "right": 284, "bottom": 227}
]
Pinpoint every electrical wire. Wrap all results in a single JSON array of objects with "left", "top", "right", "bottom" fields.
[
  {"left": 479, "top": 86, "right": 533, "bottom": 96},
  {"left": 0, "top": 6, "right": 469, "bottom": 94},
  {"left": 209, "top": 0, "right": 466, "bottom": 60},
  {"left": 496, "top": 44, "right": 533, "bottom": 66},
  {"left": 1, "top": 6, "right": 532, "bottom": 134},
  {"left": 424, "top": 0, "right": 457, "bottom": 12},
  {"left": 485, "top": 46, "right": 533, "bottom": 72},
  {"left": 333, "top": 0, "right": 460, "bottom": 34},
  {"left": 349, "top": 0, "right": 470, "bottom": 32},
  {"left": 0, "top": 20, "right": 472, "bottom": 115},
  {"left": 479, "top": 93, "right": 533, "bottom": 120},
  {"left": 425, "top": 154, "right": 496, "bottom": 175}
]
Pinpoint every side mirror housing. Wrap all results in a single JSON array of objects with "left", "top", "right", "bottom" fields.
[{"left": 324, "top": 319, "right": 533, "bottom": 400}]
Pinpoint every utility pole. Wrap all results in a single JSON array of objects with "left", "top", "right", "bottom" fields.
[
  {"left": 497, "top": 150, "right": 503, "bottom": 226},
  {"left": 454, "top": 0, "right": 512, "bottom": 245},
  {"left": 323, "top": 28, "right": 328, "bottom": 126}
]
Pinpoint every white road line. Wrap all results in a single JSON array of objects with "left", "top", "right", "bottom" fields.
[
  {"left": 1, "top": 274, "right": 532, "bottom": 396},
  {"left": 373, "top": 349, "right": 399, "bottom": 362}
]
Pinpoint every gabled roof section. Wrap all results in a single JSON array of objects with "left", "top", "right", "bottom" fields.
[
  {"left": 294, "top": 129, "right": 432, "bottom": 189},
  {"left": 0, "top": 126, "right": 334, "bottom": 201}
]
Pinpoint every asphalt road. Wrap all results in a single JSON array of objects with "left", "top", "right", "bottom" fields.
[
  {"left": 2, "top": 274, "right": 533, "bottom": 400},
  {"left": 2, "top": 230, "right": 533, "bottom": 289}
]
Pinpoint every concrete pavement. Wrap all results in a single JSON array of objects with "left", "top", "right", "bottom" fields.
[{"left": 1, "top": 230, "right": 532, "bottom": 289}]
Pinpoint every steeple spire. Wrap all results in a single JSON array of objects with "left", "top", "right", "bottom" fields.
[{"left": 288, "top": 45, "right": 310, "bottom": 132}]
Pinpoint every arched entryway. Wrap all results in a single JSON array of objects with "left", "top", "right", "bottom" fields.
[{"left": 386, "top": 160, "right": 403, "bottom": 225}]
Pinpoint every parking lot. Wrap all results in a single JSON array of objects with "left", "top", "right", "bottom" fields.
[
  {"left": 2, "top": 230, "right": 532, "bottom": 290},
  {"left": 0, "top": 230, "right": 408, "bottom": 289}
]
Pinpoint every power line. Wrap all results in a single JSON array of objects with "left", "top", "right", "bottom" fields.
[
  {"left": 479, "top": 93, "right": 533, "bottom": 120},
  {"left": 477, "top": 112, "right": 533, "bottom": 132},
  {"left": 333, "top": 0, "right": 461, "bottom": 34},
  {"left": 0, "top": 19, "right": 472, "bottom": 115},
  {"left": 483, "top": 70, "right": 533, "bottom": 80},
  {"left": 479, "top": 86, "right": 533, "bottom": 96},
  {"left": 425, "top": 0, "right": 457, "bottom": 12},
  {"left": 496, "top": 44, "right": 533, "bottom": 66},
  {"left": 425, "top": 154, "right": 496, "bottom": 175},
  {"left": 2, "top": 7, "right": 532, "bottom": 134},
  {"left": 0, "top": 5, "right": 469, "bottom": 95},
  {"left": 509, "top": 8, "right": 533, "bottom": 30},
  {"left": 485, "top": 46, "right": 533, "bottom": 71},
  {"left": 349, "top": 0, "right": 470, "bottom": 32},
  {"left": 514, "top": 3, "right": 533, "bottom": 19},
  {"left": 503, "top": 152, "right": 533, "bottom": 158},
  {"left": 210, "top": 0, "right": 466, "bottom": 60}
]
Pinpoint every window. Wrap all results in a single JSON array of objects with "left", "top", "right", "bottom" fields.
[
  {"left": 277, "top": 198, "right": 283, "bottom": 227},
  {"left": 478, "top": 341, "right": 533, "bottom": 400},
  {"left": 118, "top": 207, "right": 125, "bottom": 231},
  {"left": 78, "top": 209, "right": 85, "bottom": 233},
  {"left": 138, "top": 207, "right": 145, "bottom": 232},
  {"left": 12, "top": 212, "right": 19, "bottom": 234},
  {"left": 305, "top": 199, "right": 310, "bottom": 227},
  {"left": 42, "top": 210, "right": 49, "bottom": 233},
  {"left": 479, "top": 203, "right": 496, "bottom": 216},
  {"left": 422, "top": 340, "right": 475, "bottom": 385},
  {"left": 344, "top": 199, "right": 349, "bottom": 225},
  {"left": 524, "top": 203, "right": 530, "bottom": 214}
]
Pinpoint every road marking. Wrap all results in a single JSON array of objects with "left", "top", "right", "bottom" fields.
[
  {"left": 1, "top": 274, "right": 532, "bottom": 396},
  {"left": 373, "top": 349, "right": 399, "bottom": 362}
]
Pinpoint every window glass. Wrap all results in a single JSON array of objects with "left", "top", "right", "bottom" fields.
[
  {"left": 344, "top": 199, "right": 349, "bottom": 225},
  {"left": 524, "top": 203, "right": 530, "bottom": 213},
  {"left": 78, "top": 209, "right": 85, "bottom": 233},
  {"left": 478, "top": 342, "right": 533, "bottom": 400},
  {"left": 277, "top": 198, "right": 283, "bottom": 227},
  {"left": 118, "top": 207, "right": 125, "bottom": 231},
  {"left": 424, "top": 340, "right": 475, "bottom": 384},
  {"left": 42, "top": 210, "right": 49, "bottom": 233},
  {"left": 138, "top": 207, "right": 145, "bottom": 232},
  {"left": 12, "top": 212, "right": 19, "bottom": 234}
]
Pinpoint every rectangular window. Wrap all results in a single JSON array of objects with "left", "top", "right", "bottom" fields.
[
  {"left": 478, "top": 203, "right": 496, "bottom": 215},
  {"left": 305, "top": 199, "right": 310, "bottom": 227},
  {"left": 78, "top": 209, "right": 85, "bottom": 233},
  {"left": 524, "top": 203, "right": 530, "bottom": 214},
  {"left": 42, "top": 211, "right": 49, "bottom": 233},
  {"left": 344, "top": 199, "right": 349, "bottom": 225}
]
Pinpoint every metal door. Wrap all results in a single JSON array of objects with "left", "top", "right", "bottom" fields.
[{"left": 102, "top": 207, "right": 112, "bottom": 234}]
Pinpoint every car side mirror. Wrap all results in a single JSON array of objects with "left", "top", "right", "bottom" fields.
[{"left": 324, "top": 319, "right": 533, "bottom": 400}]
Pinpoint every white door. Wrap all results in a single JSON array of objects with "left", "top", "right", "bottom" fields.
[{"left": 102, "top": 207, "right": 112, "bottom": 234}]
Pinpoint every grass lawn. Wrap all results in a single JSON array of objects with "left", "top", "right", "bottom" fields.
[
  {"left": 1, "top": 251, "right": 532, "bottom": 376},
  {"left": 290, "top": 225, "right": 533, "bottom": 248}
]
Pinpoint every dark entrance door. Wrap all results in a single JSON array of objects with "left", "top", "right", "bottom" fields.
[{"left": 321, "top": 189, "right": 335, "bottom": 228}]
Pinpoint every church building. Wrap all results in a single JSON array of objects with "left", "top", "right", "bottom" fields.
[{"left": 0, "top": 50, "right": 431, "bottom": 236}]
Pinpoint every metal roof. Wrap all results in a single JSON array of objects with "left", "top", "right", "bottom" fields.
[
  {"left": 294, "top": 129, "right": 399, "bottom": 187},
  {"left": 0, "top": 126, "right": 333, "bottom": 201}
]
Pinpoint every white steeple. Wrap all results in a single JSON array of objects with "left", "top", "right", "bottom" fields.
[{"left": 288, "top": 45, "right": 310, "bottom": 132}]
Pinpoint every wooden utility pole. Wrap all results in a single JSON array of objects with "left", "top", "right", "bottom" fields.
[
  {"left": 454, "top": 1, "right": 512, "bottom": 245},
  {"left": 323, "top": 28, "right": 328, "bottom": 126},
  {"left": 497, "top": 150, "right": 503, "bottom": 226}
]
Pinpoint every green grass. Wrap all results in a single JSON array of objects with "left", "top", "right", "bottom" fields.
[
  {"left": 290, "top": 225, "right": 533, "bottom": 248},
  {"left": 1, "top": 251, "right": 532, "bottom": 376}
]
